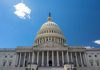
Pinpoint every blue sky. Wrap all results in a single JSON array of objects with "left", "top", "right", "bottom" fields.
[{"left": 0, "top": 0, "right": 100, "bottom": 48}]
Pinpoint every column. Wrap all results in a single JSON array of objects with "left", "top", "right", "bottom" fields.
[
  {"left": 54, "top": 37, "right": 55, "bottom": 42},
  {"left": 37, "top": 51, "right": 39, "bottom": 65},
  {"left": 32, "top": 51, "right": 35, "bottom": 64},
  {"left": 75, "top": 52, "right": 79, "bottom": 67},
  {"left": 39, "top": 39, "right": 40, "bottom": 44},
  {"left": 67, "top": 51, "right": 69, "bottom": 63},
  {"left": 57, "top": 51, "right": 60, "bottom": 66},
  {"left": 51, "top": 37, "right": 52, "bottom": 41},
  {"left": 28, "top": 52, "right": 30, "bottom": 63},
  {"left": 80, "top": 52, "right": 83, "bottom": 67},
  {"left": 70, "top": 52, "right": 73, "bottom": 63},
  {"left": 23, "top": 52, "right": 26, "bottom": 67},
  {"left": 52, "top": 51, "right": 54, "bottom": 66},
  {"left": 84, "top": 52, "right": 87, "bottom": 66},
  {"left": 15, "top": 53, "right": 19, "bottom": 66},
  {"left": 45, "top": 38, "right": 46, "bottom": 42},
  {"left": 47, "top": 51, "right": 49, "bottom": 66},
  {"left": 42, "top": 51, "right": 44, "bottom": 66},
  {"left": 62, "top": 51, "right": 64, "bottom": 65},
  {"left": 18, "top": 52, "right": 21, "bottom": 67}
]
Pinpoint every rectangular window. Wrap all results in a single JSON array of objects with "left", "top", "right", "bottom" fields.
[
  {"left": 90, "top": 62, "right": 93, "bottom": 66},
  {"left": 3, "top": 62, "right": 6, "bottom": 66},
  {"left": 96, "top": 61, "right": 99, "bottom": 66},
  {"left": 9, "top": 62, "right": 12, "bottom": 66}
]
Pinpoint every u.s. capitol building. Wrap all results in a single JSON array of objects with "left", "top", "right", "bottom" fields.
[{"left": 0, "top": 14, "right": 100, "bottom": 70}]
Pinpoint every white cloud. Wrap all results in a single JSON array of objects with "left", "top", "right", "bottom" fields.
[
  {"left": 14, "top": 3, "right": 31, "bottom": 19},
  {"left": 85, "top": 46, "right": 94, "bottom": 49},
  {"left": 94, "top": 40, "right": 100, "bottom": 45}
]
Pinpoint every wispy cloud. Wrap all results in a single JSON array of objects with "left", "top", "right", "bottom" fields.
[
  {"left": 85, "top": 46, "right": 94, "bottom": 49},
  {"left": 94, "top": 40, "right": 100, "bottom": 45},
  {"left": 14, "top": 3, "right": 31, "bottom": 19}
]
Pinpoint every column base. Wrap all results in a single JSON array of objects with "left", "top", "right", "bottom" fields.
[
  {"left": 64, "top": 64, "right": 74, "bottom": 70},
  {"left": 27, "top": 64, "right": 38, "bottom": 70},
  {"left": 57, "top": 64, "right": 60, "bottom": 66}
]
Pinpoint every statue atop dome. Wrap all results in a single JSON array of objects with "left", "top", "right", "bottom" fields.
[
  {"left": 49, "top": 12, "right": 51, "bottom": 17},
  {"left": 48, "top": 12, "right": 52, "bottom": 21}
]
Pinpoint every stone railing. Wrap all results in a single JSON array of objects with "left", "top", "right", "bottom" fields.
[
  {"left": 0, "top": 48, "right": 15, "bottom": 52},
  {"left": 0, "top": 67, "right": 25, "bottom": 70}
]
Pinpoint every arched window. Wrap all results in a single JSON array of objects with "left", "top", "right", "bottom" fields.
[{"left": 46, "top": 38, "right": 48, "bottom": 41}]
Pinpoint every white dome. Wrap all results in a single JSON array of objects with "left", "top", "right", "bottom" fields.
[
  {"left": 42, "top": 21, "right": 57, "bottom": 26},
  {"left": 34, "top": 14, "right": 66, "bottom": 46}
]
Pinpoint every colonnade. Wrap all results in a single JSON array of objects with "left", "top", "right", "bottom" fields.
[
  {"left": 16, "top": 51, "right": 86, "bottom": 67},
  {"left": 36, "top": 37, "right": 65, "bottom": 45}
]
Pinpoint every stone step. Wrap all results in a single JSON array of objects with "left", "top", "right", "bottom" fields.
[{"left": 38, "top": 67, "right": 64, "bottom": 70}]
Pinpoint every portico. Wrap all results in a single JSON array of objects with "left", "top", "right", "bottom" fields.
[{"left": 16, "top": 47, "right": 86, "bottom": 68}]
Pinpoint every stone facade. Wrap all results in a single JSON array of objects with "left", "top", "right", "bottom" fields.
[{"left": 0, "top": 14, "right": 100, "bottom": 70}]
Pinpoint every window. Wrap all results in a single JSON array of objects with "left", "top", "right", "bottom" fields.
[
  {"left": 46, "top": 38, "right": 48, "bottom": 41},
  {"left": 96, "top": 60, "right": 99, "bottom": 66},
  {"left": 40, "top": 40, "right": 41, "bottom": 43},
  {"left": 90, "top": 62, "right": 93, "bottom": 66},
  {"left": 95, "top": 55, "right": 97, "bottom": 57},
  {"left": 52, "top": 30, "right": 53, "bottom": 33},
  {"left": 10, "top": 55, "right": 13, "bottom": 58},
  {"left": 67, "top": 68, "right": 70, "bottom": 70},
  {"left": 9, "top": 62, "right": 12, "bottom": 66},
  {"left": 89, "top": 60, "right": 93, "bottom": 66},
  {"left": 47, "top": 30, "right": 48, "bottom": 33},
  {"left": 89, "top": 55, "right": 91, "bottom": 57},
  {"left": 5, "top": 56, "right": 7, "bottom": 58},
  {"left": 3, "top": 62, "right": 6, "bottom": 66}
]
